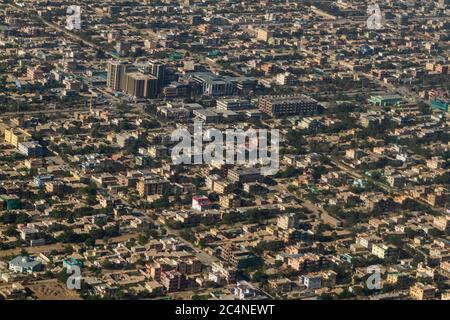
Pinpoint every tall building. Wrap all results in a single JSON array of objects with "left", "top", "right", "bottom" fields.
[
  {"left": 145, "top": 61, "right": 166, "bottom": 90},
  {"left": 124, "top": 72, "right": 158, "bottom": 98},
  {"left": 106, "top": 60, "right": 130, "bottom": 91}
]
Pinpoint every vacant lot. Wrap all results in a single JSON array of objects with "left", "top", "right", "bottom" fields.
[{"left": 27, "top": 279, "right": 81, "bottom": 300}]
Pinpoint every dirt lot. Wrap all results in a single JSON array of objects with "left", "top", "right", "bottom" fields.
[{"left": 26, "top": 279, "right": 81, "bottom": 300}]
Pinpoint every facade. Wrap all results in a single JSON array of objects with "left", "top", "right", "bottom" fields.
[
  {"left": 4, "top": 128, "right": 31, "bottom": 148},
  {"left": 146, "top": 61, "right": 166, "bottom": 89},
  {"left": 161, "top": 271, "right": 186, "bottom": 292},
  {"left": 107, "top": 60, "right": 130, "bottom": 91},
  {"left": 27, "top": 66, "right": 44, "bottom": 81},
  {"left": 258, "top": 95, "right": 320, "bottom": 117},
  {"left": 300, "top": 274, "right": 322, "bottom": 289},
  {"left": 192, "top": 195, "right": 212, "bottom": 211},
  {"left": 277, "top": 213, "right": 297, "bottom": 230},
  {"left": 124, "top": 72, "right": 158, "bottom": 98},
  {"left": 18, "top": 141, "right": 44, "bottom": 157},
  {"left": 367, "top": 95, "right": 403, "bottom": 107},
  {"left": 371, "top": 244, "right": 398, "bottom": 260},
  {"left": 216, "top": 98, "right": 252, "bottom": 111},
  {"left": 137, "top": 178, "right": 170, "bottom": 197},
  {"left": 228, "top": 167, "right": 263, "bottom": 183},
  {"left": 9, "top": 256, "right": 42, "bottom": 273},
  {"left": 429, "top": 99, "right": 449, "bottom": 112},
  {"left": 220, "top": 244, "right": 261, "bottom": 269},
  {"left": 410, "top": 283, "right": 436, "bottom": 300},
  {"left": 191, "top": 72, "right": 234, "bottom": 96}
]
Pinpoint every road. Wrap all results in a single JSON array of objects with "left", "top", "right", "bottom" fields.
[
  {"left": 170, "top": 231, "right": 220, "bottom": 266},
  {"left": 0, "top": 107, "right": 94, "bottom": 119},
  {"left": 0, "top": 233, "right": 139, "bottom": 258}
]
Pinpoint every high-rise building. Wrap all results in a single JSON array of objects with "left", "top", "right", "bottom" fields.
[
  {"left": 106, "top": 60, "right": 130, "bottom": 91},
  {"left": 147, "top": 61, "right": 166, "bottom": 89},
  {"left": 124, "top": 72, "right": 158, "bottom": 98}
]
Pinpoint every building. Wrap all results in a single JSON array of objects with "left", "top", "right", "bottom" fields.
[
  {"left": 137, "top": 178, "right": 170, "bottom": 197},
  {"left": 276, "top": 72, "right": 297, "bottom": 86},
  {"left": 163, "top": 82, "right": 188, "bottom": 99},
  {"left": 45, "top": 181, "right": 65, "bottom": 195},
  {"left": 299, "top": 274, "right": 322, "bottom": 289},
  {"left": 367, "top": 94, "right": 403, "bottom": 107},
  {"left": 220, "top": 244, "right": 261, "bottom": 269},
  {"left": 0, "top": 195, "right": 21, "bottom": 210},
  {"left": 277, "top": 213, "right": 297, "bottom": 230},
  {"left": 160, "top": 271, "right": 186, "bottom": 292},
  {"left": 409, "top": 283, "right": 436, "bottom": 300},
  {"left": 258, "top": 95, "right": 320, "bottom": 117},
  {"left": 34, "top": 175, "right": 54, "bottom": 188},
  {"left": 256, "top": 28, "right": 272, "bottom": 42},
  {"left": 298, "top": 118, "right": 323, "bottom": 131},
  {"left": 146, "top": 61, "right": 166, "bottom": 90},
  {"left": 244, "top": 182, "right": 267, "bottom": 195},
  {"left": 18, "top": 141, "right": 44, "bottom": 157},
  {"left": 228, "top": 167, "right": 263, "bottom": 183},
  {"left": 193, "top": 108, "right": 220, "bottom": 123},
  {"left": 219, "top": 194, "right": 241, "bottom": 209},
  {"left": 234, "top": 281, "right": 264, "bottom": 299},
  {"left": 190, "top": 72, "right": 256, "bottom": 96},
  {"left": 27, "top": 66, "right": 44, "bottom": 81},
  {"left": 192, "top": 195, "right": 212, "bottom": 212},
  {"left": 206, "top": 175, "right": 235, "bottom": 194},
  {"left": 371, "top": 244, "right": 398, "bottom": 260},
  {"left": 288, "top": 253, "right": 329, "bottom": 272},
  {"left": 107, "top": 60, "right": 130, "bottom": 91},
  {"left": 433, "top": 216, "right": 450, "bottom": 232},
  {"left": 438, "top": 0, "right": 450, "bottom": 9},
  {"left": 4, "top": 128, "right": 31, "bottom": 148},
  {"left": 216, "top": 98, "right": 253, "bottom": 111},
  {"left": 190, "top": 72, "right": 234, "bottom": 96},
  {"left": 9, "top": 256, "right": 43, "bottom": 273},
  {"left": 124, "top": 72, "right": 158, "bottom": 98},
  {"left": 387, "top": 175, "right": 406, "bottom": 188},
  {"left": 63, "top": 258, "right": 83, "bottom": 270},
  {"left": 429, "top": 99, "right": 449, "bottom": 112},
  {"left": 177, "top": 258, "right": 202, "bottom": 275}
]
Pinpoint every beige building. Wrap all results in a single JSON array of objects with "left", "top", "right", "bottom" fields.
[
  {"left": 256, "top": 28, "right": 272, "bottom": 42},
  {"left": 137, "top": 178, "right": 170, "bottom": 197},
  {"left": 371, "top": 244, "right": 397, "bottom": 260},
  {"left": 4, "top": 128, "right": 31, "bottom": 148},
  {"left": 409, "top": 283, "right": 436, "bottom": 300}
]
